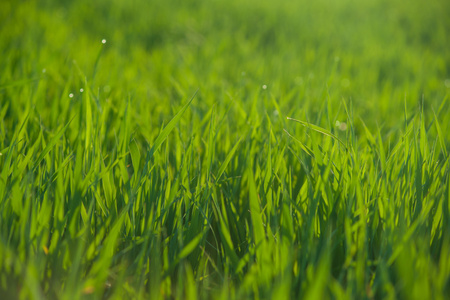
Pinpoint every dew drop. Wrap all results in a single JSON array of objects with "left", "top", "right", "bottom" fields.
[
  {"left": 339, "top": 122, "right": 348, "bottom": 131},
  {"left": 336, "top": 121, "right": 347, "bottom": 131}
]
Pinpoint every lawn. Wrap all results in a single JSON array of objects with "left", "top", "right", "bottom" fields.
[{"left": 0, "top": 0, "right": 449, "bottom": 299}]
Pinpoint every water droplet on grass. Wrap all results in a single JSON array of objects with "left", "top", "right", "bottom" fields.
[{"left": 336, "top": 121, "right": 347, "bottom": 131}]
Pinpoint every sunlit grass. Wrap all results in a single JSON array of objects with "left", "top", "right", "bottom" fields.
[{"left": 0, "top": 0, "right": 449, "bottom": 299}]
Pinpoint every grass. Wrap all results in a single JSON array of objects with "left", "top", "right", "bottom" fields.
[{"left": 1, "top": 0, "right": 449, "bottom": 299}]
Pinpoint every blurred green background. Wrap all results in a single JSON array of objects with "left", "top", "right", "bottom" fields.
[
  {"left": 1, "top": 0, "right": 450, "bottom": 299},
  {"left": 1, "top": 0, "right": 449, "bottom": 125}
]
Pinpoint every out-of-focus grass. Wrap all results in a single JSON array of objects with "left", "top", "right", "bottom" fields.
[{"left": 0, "top": 0, "right": 449, "bottom": 299}]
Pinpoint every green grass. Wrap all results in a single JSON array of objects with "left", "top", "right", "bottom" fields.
[{"left": 1, "top": 0, "right": 450, "bottom": 299}]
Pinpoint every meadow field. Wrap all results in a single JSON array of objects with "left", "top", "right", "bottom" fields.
[{"left": 1, "top": 0, "right": 449, "bottom": 298}]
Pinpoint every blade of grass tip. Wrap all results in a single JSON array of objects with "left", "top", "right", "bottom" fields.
[
  {"left": 176, "top": 227, "right": 208, "bottom": 261},
  {"left": 286, "top": 117, "right": 346, "bottom": 148},
  {"left": 376, "top": 124, "right": 386, "bottom": 173},
  {"left": 0, "top": 142, "right": 18, "bottom": 200},
  {"left": 264, "top": 132, "right": 273, "bottom": 212},
  {"left": 0, "top": 102, "right": 8, "bottom": 125},
  {"left": 216, "top": 137, "right": 242, "bottom": 182},
  {"left": 326, "top": 85, "right": 333, "bottom": 130},
  {"left": 404, "top": 93, "right": 408, "bottom": 132},
  {"left": 13, "top": 136, "right": 40, "bottom": 178},
  {"left": 10, "top": 112, "right": 30, "bottom": 144},
  {"left": 129, "top": 139, "right": 141, "bottom": 178},
  {"left": 84, "top": 78, "right": 92, "bottom": 152},
  {"left": 0, "top": 113, "right": 30, "bottom": 189},
  {"left": 283, "top": 129, "right": 313, "bottom": 157},
  {"left": 147, "top": 90, "right": 197, "bottom": 161},
  {"left": 92, "top": 39, "right": 107, "bottom": 81},
  {"left": 436, "top": 95, "right": 448, "bottom": 117},
  {"left": 358, "top": 117, "right": 376, "bottom": 146},
  {"left": 343, "top": 98, "right": 355, "bottom": 142},
  {"left": 206, "top": 106, "right": 216, "bottom": 183},
  {"left": 433, "top": 110, "right": 448, "bottom": 159},
  {"left": 413, "top": 126, "right": 423, "bottom": 221},
  {"left": 265, "top": 112, "right": 278, "bottom": 144},
  {"left": 271, "top": 97, "right": 286, "bottom": 127},
  {"left": 33, "top": 116, "right": 74, "bottom": 171}
]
